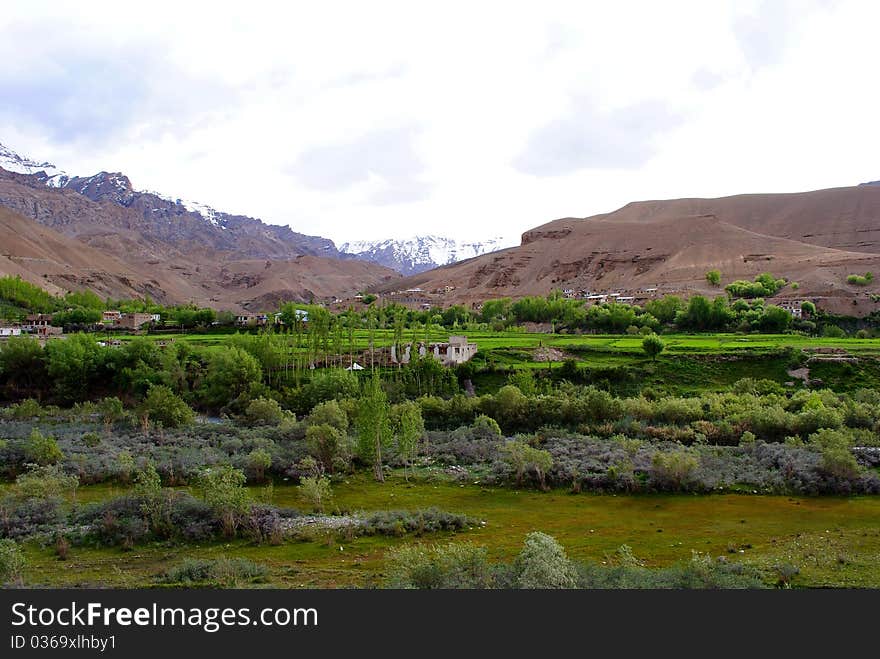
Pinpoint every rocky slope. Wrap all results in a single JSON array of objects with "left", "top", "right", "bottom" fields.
[
  {"left": 375, "top": 185, "right": 880, "bottom": 316},
  {"left": 0, "top": 143, "right": 399, "bottom": 309}
]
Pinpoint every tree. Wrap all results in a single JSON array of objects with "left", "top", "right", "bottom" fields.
[
  {"left": 801, "top": 301, "right": 816, "bottom": 316},
  {"left": 308, "top": 400, "right": 349, "bottom": 433},
  {"left": 356, "top": 373, "right": 391, "bottom": 482},
  {"left": 392, "top": 401, "right": 424, "bottom": 481},
  {"left": 195, "top": 465, "right": 250, "bottom": 537},
  {"left": 139, "top": 385, "right": 194, "bottom": 428},
  {"left": 306, "top": 424, "right": 346, "bottom": 473},
  {"left": 244, "top": 397, "right": 285, "bottom": 426},
  {"left": 297, "top": 459, "right": 334, "bottom": 513},
  {"left": 203, "top": 347, "right": 262, "bottom": 410},
  {"left": 246, "top": 448, "right": 273, "bottom": 483},
  {"left": 514, "top": 532, "right": 578, "bottom": 589},
  {"left": 642, "top": 334, "right": 665, "bottom": 361},
  {"left": 705, "top": 270, "right": 721, "bottom": 287}
]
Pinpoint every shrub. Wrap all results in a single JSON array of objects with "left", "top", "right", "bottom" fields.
[
  {"left": 194, "top": 465, "right": 250, "bottom": 536},
  {"left": 159, "top": 558, "right": 268, "bottom": 587},
  {"left": 642, "top": 335, "right": 665, "bottom": 361},
  {"left": 384, "top": 542, "right": 493, "bottom": 589},
  {"left": 298, "top": 474, "right": 334, "bottom": 513},
  {"left": 514, "top": 531, "right": 578, "bottom": 589},
  {"left": 244, "top": 397, "right": 285, "bottom": 426},
  {"left": 472, "top": 414, "right": 502, "bottom": 438},
  {"left": 139, "top": 385, "right": 194, "bottom": 428},
  {"left": 13, "top": 464, "right": 78, "bottom": 501},
  {"left": 649, "top": 450, "right": 700, "bottom": 491},
  {"left": 359, "top": 509, "right": 475, "bottom": 536},
  {"left": 0, "top": 539, "right": 26, "bottom": 586},
  {"left": 307, "top": 400, "right": 348, "bottom": 432},
  {"left": 245, "top": 448, "right": 273, "bottom": 483},
  {"left": 305, "top": 424, "right": 346, "bottom": 473},
  {"left": 501, "top": 440, "right": 553, "bottom": 489},
  {"left": 24, "top": 428, "right": 63, "bottom": 465}
]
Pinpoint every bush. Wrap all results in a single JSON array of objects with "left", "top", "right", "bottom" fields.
[
  {"left": 194, "top": 466, "right": 250, "bottom": 536},
  {"left": 649, "top": 450, "right": 700, "bottom": 491},
  {"left": 514, "top": 531, "right": 578, "bottom": 589},
  {"left": 24, "top": 428, "right": 63, "bottom": 465},
  {"left": 298, "top": 474, "right": 334, "bottom": 513},
  {"left": 139, "top": 385, "right": 194, "bottom": 428},
  {"left": 159, "top": 558, "right": 269, "bottom": 587},
  {"left": 384, "top": 542, "right": 494, "bottom": 589},
  {"left": 305, "top": 424, "right": 346, "bottom": 473},
  {"left": 0, "top": 539, "right": 26, "bottom": 585},
  {"left": 244, "top": 397, "right": 285, "bottom": 426},
  {"left": 472, "top": 415, "right": 502, "bottom": 438},
  {"left": 358, "top": 509, "right": 475, "bottom": 537}
]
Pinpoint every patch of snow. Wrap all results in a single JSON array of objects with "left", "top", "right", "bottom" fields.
[
  {"left": 341, "top": 234, "right": 516, "bottom": 273},
  {"left": 0, "top": 142, "right": 69, "bottom": 186}
]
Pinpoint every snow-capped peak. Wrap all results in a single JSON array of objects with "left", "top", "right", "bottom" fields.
[
  {"left": 0, "top": 142, "right": 70, "bottom": 187},
  {"left": 341, "top": 234, "right": 515, "bottom": 275}
]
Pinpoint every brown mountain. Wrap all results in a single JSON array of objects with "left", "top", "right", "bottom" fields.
[
  {"left": 377, "top": 186, "right": 880, "bottom": 315},
  {"left": 0, "top": 157, "right": 399, "bottom": 309}
]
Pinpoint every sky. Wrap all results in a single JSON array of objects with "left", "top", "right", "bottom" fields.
[{"left": 0, "top": 0, "right": 878, "bottom": 246}]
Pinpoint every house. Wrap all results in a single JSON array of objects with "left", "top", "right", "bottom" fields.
[
  {"left": 116, "top": 313, "right": 154, "bottom": 329},
  {"left": 274, "top": 309, "right": 309, "bottom": 325},
  {"left": 775, "top": 299, "right": 805, "bottom": 319},
  {"left": 149, "top": 313, "right": 162, "bottom": 323},
  {"left": 235, "top": 313, "right": 268, "bottom": 327},
  {"left": 25, "top": 314, "right": 54, "bottom": 330},
  {"left": 102, "top": 310, "right": 122, "bottom": 323},
  {"left": 345, "top": 362, "right": 365, "bottom": 371},
  {"left": 0, "top": 327, "right": 22, "bottom": 337}
]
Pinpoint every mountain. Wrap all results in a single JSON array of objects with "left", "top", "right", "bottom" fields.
[
  {"left": 0, "top": 143, "right": 399, "bottom": 309},
  {"left": 861, "top": 180, "right": 880, "bottom": 187},
  {"left": 341, "top": 235, "right": 514, "bottom": 275},
  {"left": 374, "top": 185, "right": 880, "bottom": 316}
]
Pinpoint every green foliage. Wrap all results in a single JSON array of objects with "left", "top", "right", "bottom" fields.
[
  {"left": 308, "top": 400, "right": 348, "bottom": 432},
  {"left": 203, "top": 347, "right": 262, "bottom": 411},
  {"left": 24, "top": 428, "right": 63, "bottom": 465},
  {"left": 392, "top": 400, "right": 424, "bottom": 479},
  {"left": 650, "top": 450, "right": 699, "bottom": 491},
  {"left": 385, "top": 542, "right": 493, "bottom": 589},
  {"left": 194, "top": 465, "right": 250, "bottom": 536},
  {"left": 641, "top": 334, "right": 665, "bottom": 361},
  {"left": 244, "top": 397, "right": 285, "bottom": 426},
  {"left": 705, "top": 270, "right": 721, "bottom": 286},
  {"left": 246, "top": 448, "right": 273, "bottom": 483},
  {"left": 139, "top": 385, "right": 194, "bottom": 428},
  {"left": 725, "top": 272, "right": 786, "bottom": 298},
  {"left": 298, "top": 473, "right": 334, "bottom": 513},
  {"left": 305, "top": 424, "right": 346, "bottom": 473},
  {"left": 159, "top": 558, "right": 268, "bottom": 587},
  {"left": 356, "top": 372, "right": 391, "bottom": 482},
  {"left": 0, "top": 539, "right": 27, "bottom": 585},
  {"left": 847, "top": 272, "right": 874, "bottom": 286},
  {"left": 501, "top": 439, "right": 553, "bottom": 489},
  {"left": 0, "top": 275, "right": 57, "bottom": 313},
  {"left": 472, "top": 414, "right": 502, "bottom": 438},
  {"left": 14, "top": 464, "right": 78, "bottom": 500},
  {"left": 514, "top": 531, "right": 578, "bottom": 589}
]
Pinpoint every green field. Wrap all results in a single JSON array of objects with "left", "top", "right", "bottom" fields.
[{"left": 18, "top": 475, "right": 880, "bottom": 589}]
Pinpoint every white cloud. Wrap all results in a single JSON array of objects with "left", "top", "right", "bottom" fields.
[{"left": 0, "top": 0, "right": 877, "bottom": 246}]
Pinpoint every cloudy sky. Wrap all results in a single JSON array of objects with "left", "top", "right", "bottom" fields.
[{"left": 1, "top": 0, "right": 878, "bottom": 246}]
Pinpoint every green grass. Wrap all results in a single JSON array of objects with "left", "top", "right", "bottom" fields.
[{"left": 18, "top": 476, "right": 880, "bottom": 589}]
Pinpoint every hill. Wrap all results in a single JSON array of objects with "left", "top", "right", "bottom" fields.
[{"left": 377, "top": 186, "right": 880, "bottom": 315}]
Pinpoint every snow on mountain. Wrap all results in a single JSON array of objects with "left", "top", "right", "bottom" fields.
[
  {"left": 0, "top": 142, "right": 70, "bottom": 187},
  {"left": 341, "top": 235, "right": 515, "bottom": 275}
]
